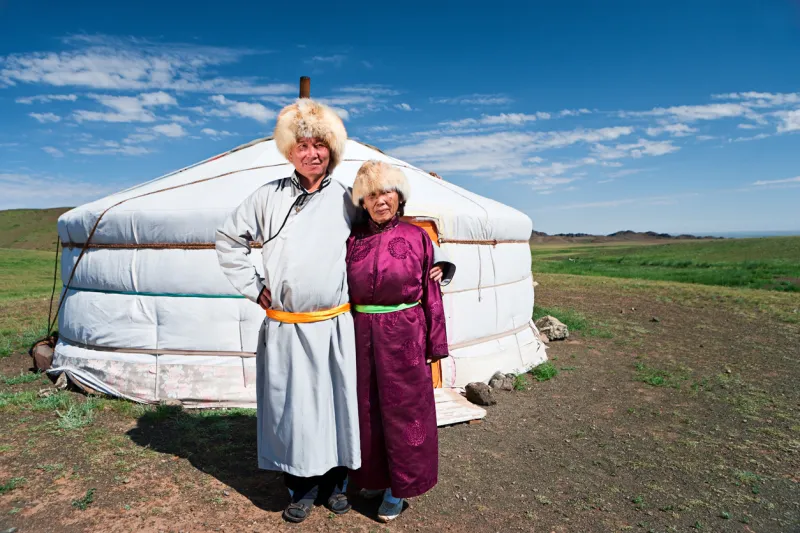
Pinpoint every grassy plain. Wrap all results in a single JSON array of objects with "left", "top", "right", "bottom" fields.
[
  {"left": 532, "top": 236, "right": 800, "bottom": 292},
  {"left": 0, "top": 212, "right": 798, "bottom": 531}
]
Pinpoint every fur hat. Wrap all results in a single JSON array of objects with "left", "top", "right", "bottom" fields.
[
  {"left": 274, "top": 99, "right": 347, "bottom": 173},
  {"left": 352, "top": 160, "right": 411, "bottom": 206}
]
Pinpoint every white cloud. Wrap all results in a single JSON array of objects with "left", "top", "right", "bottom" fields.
[
  {"left": 549, "top": 193, "right": 699, "bottom": 211},
  {"left": 607, "top": 168, "right": 649, "bottom": 178},
  {"left": 0, "top": 35, "right": 292, "bottom": 95},
  {"left": 73, "top": 91, "right": 177, "bottom": 123},
  {"left": 152, "top": 123, "right": 187, "bottom": 137},
  {"left": 559, "top": 108, "right": 592, "bottom": 117},
  {"left": 592, "top": 138, "right": 679, "bottom": 160},
  {"left": 16, "top": 93, "right": 77, "bottom": 104},
  {"left": 776, "top": 109, "right": 800, "bottom": 133},
  {"left": 753, "top": 176, "right": 800, "bottom": 186},
  {"left": 29, "top": 112, "right": 61, "bottom": 123},
  {"left": 306, "top": 54, "right": 346, "bottom": 66},
  {"left": 390, "top": 126, "right": 634, "bottom": 179},
  {"left": 645, "top": 123, "right": 697, "bottom": 137},
  {"left": 337, "top": 85, "right": 400, "bottom": 97},
  {"left": 395, "top": 103, "right": 412, "bottom": 111},
  {"left": 75, "top": 140, "right": 152, "bottom": 156},
  {"left": 431, "top": 94, "right": 513, "bottom": 106},
  {"left": 124, "top": 132, "right": 157, "bottom": 144},
  {"left": 633, "top": 103, "right": 751, "bottom": 121},
  {"left": 0, "top": 172, "right": 125, "bottom": 209},
  {"left": 713, "top": 91, "right": 800, "bottom": 107},
  {"left": 737, "top": 123, "right": 759, "bottom": 129},
  {"left": 42, "top": 146, "right": 64, "bottom": 157},
  {"left": 732, "top": 133, "right": 771, "bottom": 142},
  {"left": 441, "top": 112, "right": 552, "bottom": 128},
  {"left": 201, "top": 128, "right": 234, "bottom": 137},
  {"left": 210, "top": 95, "right": 275, "bottom": 123},
  {"left": 696, "top": 135, "right": 716, "bottom": 141}
]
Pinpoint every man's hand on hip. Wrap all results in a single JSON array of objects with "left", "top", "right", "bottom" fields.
[{"left": 258, "top": 287, "right": 272, "bottom": 310}]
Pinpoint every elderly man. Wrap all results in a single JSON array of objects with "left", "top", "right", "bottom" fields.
[{"left": 215, "top": 99, "right": 447, "bottom": 523}]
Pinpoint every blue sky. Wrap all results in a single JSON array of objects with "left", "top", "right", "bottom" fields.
[{"left": 1, "top": 0, "right": 799, "bottom": 234}]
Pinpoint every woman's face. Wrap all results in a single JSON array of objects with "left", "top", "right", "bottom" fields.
[
  {"left": 289, "top": 137, "right": 330, "bottom": 179},
  {"left": 363, "top": 190, "right": 399, "bottom": 225}
]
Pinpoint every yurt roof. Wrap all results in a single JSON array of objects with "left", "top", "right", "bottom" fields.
[{"left": 58, "top": 137, "right": 532, "bottom": 246}]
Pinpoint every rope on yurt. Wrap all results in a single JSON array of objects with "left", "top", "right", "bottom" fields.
[
  {"left": 448, "top": 323, "right": 531, "bottom": 351},
  {"left": 46, "top": 237, "right": 61, "bottom": 336},
  {"left": 48, "top": 162, "right": 291, "bottom": 336}
]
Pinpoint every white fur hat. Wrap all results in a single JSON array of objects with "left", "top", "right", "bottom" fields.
[
  {"left": 274, "top": 99, "right": 347, "bottom": 173},
  {"left": 352, "top": 160, "right": 411, "bottom": 206}
]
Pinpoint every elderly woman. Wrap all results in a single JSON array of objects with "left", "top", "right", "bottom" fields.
[{"left": 346, "top": 161, "right": 451, "bottom": 522}]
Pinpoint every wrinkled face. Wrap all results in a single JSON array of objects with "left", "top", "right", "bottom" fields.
[
  {"left": 288, "top": 137, "right": 330, "bottom": 179},
  {"left": 363, "top": 190, "right": 400, "bottom": 225}
]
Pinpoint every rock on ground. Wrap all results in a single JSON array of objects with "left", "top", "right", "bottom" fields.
[
  {"left": 488, "top": 371, "right": 515, "bottom": 391},
  {"left": 465, "top": 382, "right": 496, "bottom": 405},
  {"left": 535, "top": 315, "right": 569, "bottom": 341}
]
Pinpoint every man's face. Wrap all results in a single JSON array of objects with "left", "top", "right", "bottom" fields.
[{"left": 289, "top": 137, "right": 330, "bottom": 179}]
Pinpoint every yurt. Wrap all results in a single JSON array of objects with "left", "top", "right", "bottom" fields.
[{"left": 51, "top": 103, "right": 547, "bottom": 412}]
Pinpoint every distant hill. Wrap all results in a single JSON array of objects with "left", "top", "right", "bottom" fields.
[
  {"left": 530, "top": 229, "right": 722, "bottom": 245},
  {"left": 0, "top": 208, "right": 71, "bottom": 251}
]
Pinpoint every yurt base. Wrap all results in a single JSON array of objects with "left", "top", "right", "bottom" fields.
[{"left": 46, "top": 366, "right": 487, "bottom": 427}]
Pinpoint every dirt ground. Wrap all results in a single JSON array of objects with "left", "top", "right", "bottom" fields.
[{"left": 1, "top": 275, "right": 798, "bottom": 533}]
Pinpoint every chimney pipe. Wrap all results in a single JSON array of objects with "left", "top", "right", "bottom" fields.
[{"left": 299, "top": 76, "right": 310, "bottom": 98}]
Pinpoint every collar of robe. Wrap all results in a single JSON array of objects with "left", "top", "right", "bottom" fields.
[{"left": 366, "top": 214, "right": 400, "bottom": 235}]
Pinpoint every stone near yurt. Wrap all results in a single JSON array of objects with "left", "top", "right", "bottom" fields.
[
  {"left": 51, "top": 137, "right": 548, "bottom": 406},
  {"left": 465, "top": 382, "right": 496, "bottom": 406},
  {"left": 488, "top": 371, "right": 514, "bottom": 391},
  {"left": 535, "top": 315, "right": 569, "bottom": 341},
  {"left": 29, "top": 336, "right": 56, "bottom": 371}
]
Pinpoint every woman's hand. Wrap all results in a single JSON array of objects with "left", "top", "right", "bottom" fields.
[
  {"left": 257, "top": 287, "right": 272, "bottom": 310},
  {"left": 429, "top": 265, "right": 443, "bottom": 283}
]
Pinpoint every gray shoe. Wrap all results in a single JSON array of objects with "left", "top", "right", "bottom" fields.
[{"left": 377, "top": 498, "right": 405, "bottom": 522}]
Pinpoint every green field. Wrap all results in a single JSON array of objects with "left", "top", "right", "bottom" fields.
[
  {"left": 532, "top": 236, "right": 800, "bottom": 292},
  {"left": 0, "top": 208, "right": 70, "bottom": 251}
]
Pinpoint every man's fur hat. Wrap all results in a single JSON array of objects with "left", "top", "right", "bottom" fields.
[
  {"left": 352, "top": 160, "right": 411, "bottom": 206},
  {"left": 274, "top": 99, "right": 347, "bottom": 173}
]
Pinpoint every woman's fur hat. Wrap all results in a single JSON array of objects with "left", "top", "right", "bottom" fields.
[
  {"left": 352, "top": 160, "right": 411, "bottom": 206},
  {"left": 274, "top": 99, "right": 347, "bottom": 173}
]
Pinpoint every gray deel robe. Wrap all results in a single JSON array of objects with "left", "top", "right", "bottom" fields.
[{"left": 215, "top": 172, "right": 455, "bottom": 478}]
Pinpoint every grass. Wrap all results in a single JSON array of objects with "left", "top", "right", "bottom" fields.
[
  {"left": 0, "top": 208, "right": 68, "bottom": 251},
  {"left": 71, "top": 487, "right": 96, "bottom": 511},
  {"left": 0, "top": 476, "right": 26, "bottom": 495},
  {"left": 531, "top": 361, "right": 559, "bottom": 382},
  {"left": 533, "top": 305, "right": 587, "bottom": 331},
  {"left": 0, "top": 248, "right": 61, "bottom": 302},
  {"left": 532, "top": 237, "right": 800, "bottom": 292},
  {"left": 634, "top": 361, "right": 691, "bottom": 389},
  {"left": 56, "top": 398, "right": 99, "bottom": 430},
  {"left": 2, "top": 371, "right": 45, "bottom": 385}
]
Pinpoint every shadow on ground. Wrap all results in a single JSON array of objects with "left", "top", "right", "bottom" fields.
[{"left": 126, "top": 406, "right": 287, "bottom": 513}]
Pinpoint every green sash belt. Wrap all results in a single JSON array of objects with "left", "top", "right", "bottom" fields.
[{"left": 353, "top": 301, "right": 420, "bottom": 314}]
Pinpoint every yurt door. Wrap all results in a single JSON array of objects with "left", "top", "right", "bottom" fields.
[{"left": 403, "top": 216, "right": 444, "bottom": 389}]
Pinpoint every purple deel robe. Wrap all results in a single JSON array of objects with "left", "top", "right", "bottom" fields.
[{"left": 346, "top": 216, "right": 449, "bottom": 499}]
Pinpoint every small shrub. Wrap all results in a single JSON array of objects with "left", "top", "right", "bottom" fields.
[
  {"left": 57, "top": 398, "right": 98, "bottom": 430},
  {"left": 513, "top": 374, "right": 528, "bottom": 391},
  {"left": 0, "top": 477, "right": 26, "bottom": 495},
  {"left": 71, "top": 488, "right": 96, "bottom": 510},
  {"left": 531, "top": 362, "right": 558, "bottom": 382}
]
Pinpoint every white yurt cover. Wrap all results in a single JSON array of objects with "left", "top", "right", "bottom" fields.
[{"left": 52, "top": 138, "right": 547, "bottom": 406}]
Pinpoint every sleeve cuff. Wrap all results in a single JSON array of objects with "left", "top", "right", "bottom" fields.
[{"left": 434, "top": 261, "right": 456, "bottom": 286}]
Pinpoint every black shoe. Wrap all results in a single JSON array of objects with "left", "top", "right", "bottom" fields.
[
  {"left": 326, "top": 492, "right": 352, "bottom": 515},
  {"left": 283, "top": 501, "right": 313, "bottom": 523}
]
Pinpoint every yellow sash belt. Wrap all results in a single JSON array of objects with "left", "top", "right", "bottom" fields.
[{"left": 266, "top": 302, "right": 351, "bottom": 324}]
